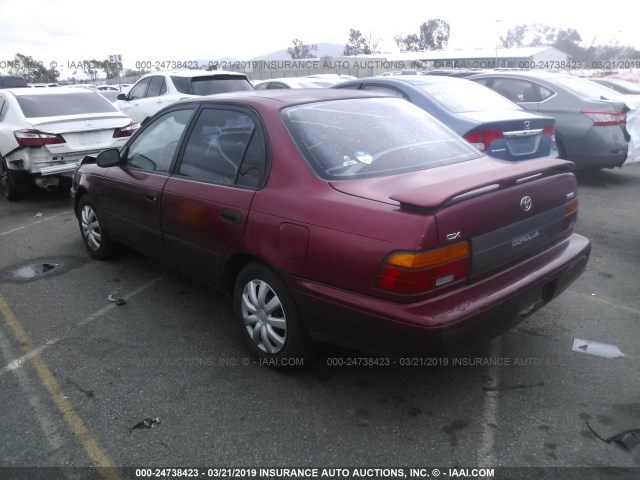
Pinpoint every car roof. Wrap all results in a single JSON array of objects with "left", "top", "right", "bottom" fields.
[
  {"left": 469, "top": 71, "right": 573, "bottom": 81},
  {"left": 141, "top": 69, "right": 246, "bottom": 79},
  {"left": 2, "top": 86, "right": 105, "bottom": 96},
  {"left": 347, "top": 75, "right": 472, "bottom": 86},
  {"left": 176, "top": 88, "right": 391, "bottom": 108}
]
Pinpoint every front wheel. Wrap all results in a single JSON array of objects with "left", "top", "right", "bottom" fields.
[
  {"left": 78, "top": 196, "right": 114, "bottom": 260},
  {"left": 233, "top": 263, "right": 311, "bottom": 366}
]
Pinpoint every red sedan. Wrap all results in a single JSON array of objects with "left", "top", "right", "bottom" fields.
[{"left": 71, "top": 89, "right": 590, "bottom": 363}]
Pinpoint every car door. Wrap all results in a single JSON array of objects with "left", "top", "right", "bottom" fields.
[
  {"left": 161, "top": 106, "right": 267, "bottom": 286},
  {"left": 99, "top": 107, "right": 196, "bottom": 259}
]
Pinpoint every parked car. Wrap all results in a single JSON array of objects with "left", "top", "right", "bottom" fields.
[
  {"left": 590, "top": 77, "right": 640, "bottom": 95},
  {"left": 114, "top": 70, "right": 253, "bottom": 123},
  {"left": 0, "top": 75, "right": 27, "bottom": 89},
  {"left": 0, "top": 87, "right": 138, "bottom": 200},
  {"left": 334, "top": 76, "right": 557, "bottom": 161},
  {"left": 71, "top": 90, "right": 590, "bottom": 363},
  {"left": 253, "top": 77, "right": 326, "bottom": 90},
  {"left": 470, "top": 72, "right": 631, "bottom": 169}
]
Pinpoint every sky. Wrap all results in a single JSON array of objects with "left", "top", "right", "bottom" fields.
[{"left": 1, "top": 0, "right": 638, "bottom": 77}]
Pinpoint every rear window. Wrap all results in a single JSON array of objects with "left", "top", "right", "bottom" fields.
[
  {"left": 16, "top": 92, "right": 118, "bottom": 117},
  {"left": 171, "top": 75, "right": 253, "bottom": 95},
  {"left": 282, "top": 97, "right": 482, "bottom": 180},
  {"left": 417, "top": 80, "right": 521, "bottom": 113}
]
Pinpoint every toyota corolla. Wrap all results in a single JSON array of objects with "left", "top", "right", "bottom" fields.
[{"left": 71, "top": 90, "right": 590, "bottom": 363}]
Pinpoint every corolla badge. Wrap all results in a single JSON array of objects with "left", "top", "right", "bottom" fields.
[{"left": 520, "top": 196, "right": 532, "bottom": 212}]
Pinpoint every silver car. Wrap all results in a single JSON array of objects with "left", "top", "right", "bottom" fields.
[{"left": 469, "top": 72, "right": 631, "bottom": 169}]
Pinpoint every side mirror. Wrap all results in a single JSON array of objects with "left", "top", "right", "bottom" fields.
[
  {"left": 116, "top": 93, "right": 127, "bottom": 100},
  {"left": 96, "top": 148, "right": 124, "bottom": 167}
]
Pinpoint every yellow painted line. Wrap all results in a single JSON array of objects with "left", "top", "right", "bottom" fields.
[
  {"left": 567, "top": 290, "right": 640, "bottom": 316},
  {"left": 0, "top": 293, "right": 122, "bottom": 480}
]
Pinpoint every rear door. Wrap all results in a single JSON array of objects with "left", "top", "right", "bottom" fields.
[
  {"left": 99, "top": 107, "right": 196, "bottom": 258},
  {"left": 161, "top": 106, "right": 267, "bottom": 286}
]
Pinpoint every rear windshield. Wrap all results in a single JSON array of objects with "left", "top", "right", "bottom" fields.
[
  {"left": 16, "top": 92, "right": 118, "bottom": 117},
  {"left": 416, "top": 80, "right": 521, "bottom": 113},
  {"left": 171, "top": 75, "right": 253, "bottom": 95},
  {"left": 282, "top": 97, "right": 482, "bottom": 180}
]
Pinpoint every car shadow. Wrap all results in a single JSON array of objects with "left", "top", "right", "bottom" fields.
[{"left": 574, "top": 167, "right": 638, "bottom": 188}]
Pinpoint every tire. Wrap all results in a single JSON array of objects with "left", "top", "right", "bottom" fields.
[
  {"left": 233, "top": 263, "right": 311, "bottom": 366},
  {"left": 1, "top": 157, "right": 28, "bottom": 201},
  {"left": 78, "top": 196, "right": 114, "bottom": 260}
]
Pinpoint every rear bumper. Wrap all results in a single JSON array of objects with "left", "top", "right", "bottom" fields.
[{"left": 289, "top": 234, "right": 590, "bottom": 356}]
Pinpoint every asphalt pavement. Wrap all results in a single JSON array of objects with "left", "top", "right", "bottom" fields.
[{"left": 0, "top": 164, "right": 638, "bottom": 480}]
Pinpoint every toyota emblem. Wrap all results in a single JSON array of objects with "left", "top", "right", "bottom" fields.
[
  {"left": 524, "top": 120, "right": 531, "bottom": 130},
  {"left": 520, "top": 196, "right": 532, "bottom": 212}
]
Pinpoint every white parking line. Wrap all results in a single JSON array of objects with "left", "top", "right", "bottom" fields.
[
  {"left": 0, "top": 211, "right": 72, "bottom": 237},
  {"left": 0, "top": 275, "right": 165, "bottom": 377}
]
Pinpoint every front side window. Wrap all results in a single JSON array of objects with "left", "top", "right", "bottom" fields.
[
  {"left": 146, "top": 76, "right": 167, "bottom": 98},
  {"left": 179, "top": 108, "right": 265, "bottom": 188},
  {"left": 282, "top": 97, "right": 481, "bottom": 181},
  {"left": 128, "top": 78, "right": 150, "bottom": 100},
  {"left": 126, "top": 109, "right": 194, "bottom": 173}
]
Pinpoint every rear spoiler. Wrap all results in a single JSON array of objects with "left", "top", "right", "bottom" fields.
[{"left": 390, "top": 158, "right": 575, "bottom": 212}]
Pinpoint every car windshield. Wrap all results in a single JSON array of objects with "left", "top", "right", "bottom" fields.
[
  {"left": 416, "top": 80, "right": 521, "bottom": 113},
  {"left": 554, "top": 76, "right": 624, "bottom": 101},
  {"left": 16, "top": 92, "right": 118, "bottom": 117},
  {"left": 282, "top": 97, "right": 482, "bottom": 180},
  {"left": 171, "top": 75, "right": 253, "bottom": 95}
]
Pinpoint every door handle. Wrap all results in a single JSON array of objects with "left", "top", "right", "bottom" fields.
[
  {"left": 220, "top": 209, "right": 241, "bottom": 224},
  {"left": 144, "top": 193, "right": 157, "bottom": 202}
]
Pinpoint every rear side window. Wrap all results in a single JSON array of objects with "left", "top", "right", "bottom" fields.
[
  {"left": 179, "top": 108, "right": 265, "bottom": 188},
  {"left": 16, "top": 92, "right": 118, "bottom": 117},
  {"left": 486, "top": 78, "right": 554, "bottom": 103},
  {"left": 171, "top": 75, "right": 253, "bottom": 95},
  {"left": 282, "top": 97, "right": 481, "bottom": 181}
]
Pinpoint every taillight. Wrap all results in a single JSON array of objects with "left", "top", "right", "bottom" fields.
[
  {"left": 113, "top": 121, "right": 139, "bottom": 138},
  {"left": 14, "top": 129, "right": 65, "bottom": 147},
  {"left": 581, "top": 110, "right": 626, "bottom": 127},
  {"left": 374, "top": 242, "right": 470, "bottom": 294},
  {"left": 542, "top": 123, "right": 556, "bottom": 142},
  {"left": 563, "top": 197, "right": 579, "bottom": 230},
  {"left": 463, "top": 129, "right": 503, "bottom": 151}
]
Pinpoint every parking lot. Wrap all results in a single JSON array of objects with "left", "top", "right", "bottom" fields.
[{"left": 0, "top": 164, "right": 639, "bottom": 477}]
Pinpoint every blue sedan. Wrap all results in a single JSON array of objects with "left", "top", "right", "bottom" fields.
[{"left": 333, "top": 76, "right": 557, "bottom": 161}]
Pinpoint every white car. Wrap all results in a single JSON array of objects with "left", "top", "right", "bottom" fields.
[
  {"left": 0, "top": 87, "right": 138, "bottom": 200},
  {"left": 253, "top": 77, "right": 326, "bottom": 90},
  {"left": 114, "top": 70, "right": 253, "bottom": 123}
]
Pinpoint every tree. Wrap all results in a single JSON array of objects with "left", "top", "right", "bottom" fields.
[
  {"left": 394, "top": 19, "right": 450, "bottom": 52},
  {"left": 288, "top": 39, "right": 317, "bottom": 59},
  {"left": 81, "top": 59, "right": 103, "bottom": 82},
  {"left": 418, "top": 19, "right": 450, "bottom": 50},
  {"left": 102, "top": 60, "right": 123, "bottom": 80},
  {"left": 8, "top": 53, "right": 59, "bottom": 83},
  {"left": 343, "top": 29, "right": 379, "bottom": 56},
  {"left": 500, "top": 24, "right": 528, "bottom": 48},
  {"left": 553, "top": 28, "right": 583, "bottom": 58}
]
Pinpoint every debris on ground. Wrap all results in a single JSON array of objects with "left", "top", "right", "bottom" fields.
[
  {"left": 107, "top": 293, "right": 127, "bottom": 306},
  {"left": 572, "top": 339, "right": 624, "bottom": 358},
  {"left": 34, "top": 212, "right": 43, "bottom": 217},
  {"left": 586, "top": 421, "right": 640, "bottom": 451},
  {"left": 129, "top": 417, "right": 161, "bottom": 434}
]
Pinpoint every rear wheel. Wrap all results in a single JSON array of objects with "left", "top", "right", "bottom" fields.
[
  {"left": 1, "top": 157, "right": 28, "bottom": 201},
  {"left": 233, "top": 263, "right": 311, "bottom": 367},
  {"left": 78, "top": 196, "right": 114, "bottom": 260}
]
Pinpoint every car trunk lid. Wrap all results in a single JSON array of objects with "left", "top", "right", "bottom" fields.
[
  {"left": 331, "top": 156, "right": 577, "bottom": 278},
  {"left": 27, "top": 115, "right": 130, "bottom": 151}
]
